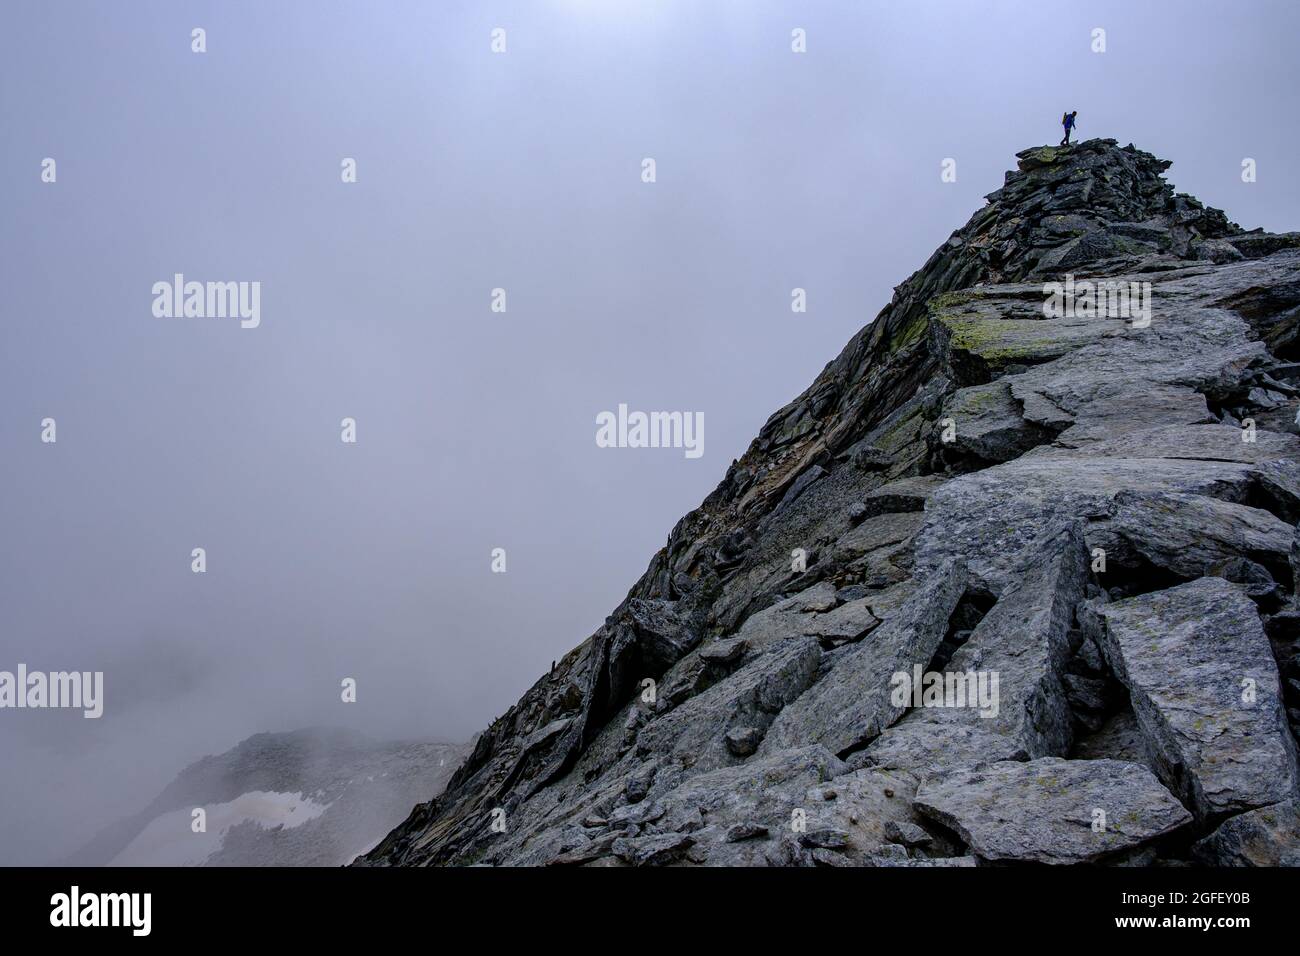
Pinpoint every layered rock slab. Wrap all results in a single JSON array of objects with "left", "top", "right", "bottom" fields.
[
  {"left": 914, "top": 456, "right": 1269, "bottom": 595},
  {"left": 913, "top": 757, "right": 1192, "bottom": 864},
  {"left": 610, "top": 745, "right": 843, "bottom": 866},
  {"left": 865, "top": 522, "right": 1088, "bottom": 773},
  {"left": 1083, "top": 577, "right": 1298, "bottom": 820},
  {"left": 759, "top": 560, "right": 967, "bottom": 756},
  {"left": 634, "top": 636, "right": 822, "bottom": 774}
]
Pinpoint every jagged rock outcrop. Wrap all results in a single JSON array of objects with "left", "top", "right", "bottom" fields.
[
  {"left": 864, "top": 522, "right": 1088, "bottom": 774},
  {"left": 361, "top": 139, "right": 1300, "bottom": 867}
]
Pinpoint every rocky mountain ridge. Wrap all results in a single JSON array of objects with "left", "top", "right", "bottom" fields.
[{"left": 363, "top": 139, "right": 1300, "bottom": 867}]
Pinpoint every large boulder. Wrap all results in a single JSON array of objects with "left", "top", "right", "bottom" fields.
[
  {"left": 914, "top": 758, "right": 1192, "bottom": 864},
  {"left": 1083, "top": 577, "right": 1299, "bottom": 820},
  {"left": 1106, "top": 490, "right": 1293, "bottom": 582},
  {"left": 914, "top": 456, "right": 1258, "bottom": 594}
]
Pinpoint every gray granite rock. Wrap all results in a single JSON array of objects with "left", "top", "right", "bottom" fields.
[
  {"left": 914, "top": 758, "right": 1192, "bottom": 864},
  {"left": 724, "top": 726, "right": 763, "bottom": 757},
  {"left": 866, "top": 522, "right": 1088, "bottom": 773},
  {"left": 884, "top": 820, "right": 933, "bottom": 848},
  {"left": 635, "top": 636, "right": 822, "bottom": 773},
  {"left": 1192, "top": 800, "right": 1300, "bottom": 866},
  {"left": 937, "top": 380, "right": 1058, "bottom": 466},
  {"left": 858, "top": 475, "right": 950, "bottom": 518},
  {"left": 1107, "top": 490, "right": 1293, "bottom": 581},
  {"left": 611, "top": 832, "right": 694, "bottom": 866},
  {"left": 914, "top": 456, "right": 1261, "bottom": 595},
  {"left": 1084, "top": 577, "right": 1299, "bottom": 820},
  {"left": 760, "top": 561, "right": 967, "bottom": 756}
]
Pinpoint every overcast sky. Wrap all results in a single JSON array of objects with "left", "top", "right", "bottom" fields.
[{"left": 2, "top": 0, "right": 1298, "bottom": 864}]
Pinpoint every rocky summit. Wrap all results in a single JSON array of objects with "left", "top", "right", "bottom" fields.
[{"left": 362, "top": 139, "right": 1300, "bottom": 867}]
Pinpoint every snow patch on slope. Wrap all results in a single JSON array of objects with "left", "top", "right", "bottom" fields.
[{"left": 109, "top": 791, "right": 329, "bottom": 867}]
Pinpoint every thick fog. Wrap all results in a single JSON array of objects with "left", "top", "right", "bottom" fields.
[{"left": 2, "top": 0, "right": 1298, "bottom": 863}]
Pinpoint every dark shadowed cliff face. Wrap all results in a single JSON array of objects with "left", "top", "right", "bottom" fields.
[{"left": 363, "top": 140, "right": 1300, "bottom": 867}]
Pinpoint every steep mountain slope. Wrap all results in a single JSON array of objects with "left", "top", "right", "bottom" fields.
[
  {"left": 363, "top": 139, "right": 1300, "bottom": 867},
  {"left": 68, "top": 728, "right": 468, "bottom": 867}
]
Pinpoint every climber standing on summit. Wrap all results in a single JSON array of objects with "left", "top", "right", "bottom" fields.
[{"left": 1060, "top": 110, "right": 1078, "bottom": 146}]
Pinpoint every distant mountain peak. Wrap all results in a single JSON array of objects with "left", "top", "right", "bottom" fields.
[{"left": 68, "top": 728, "right": 468, "bottom": 867}]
